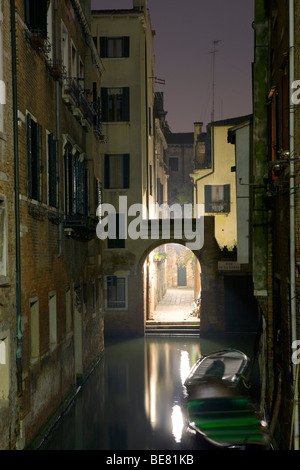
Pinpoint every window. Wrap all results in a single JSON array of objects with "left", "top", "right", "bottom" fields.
[
  {"left": 27, "top": 113, "right": 42, "bottom": 201},
  {"left": 61, "top": 22, "right": 68, "bottom": 72},
  {"left": 104, "top": 154, "right": 130, "bottom": 189},
  {"left": 46, "top": 1, "right": 53, "bottom": 61},
  {"left": 101, "top": 87, "right": 130, "bottom": 122},
  {"left": 71, "top": 41, "right": 77, "bottom": 77},
  {"left": 106, "top": 276, "right": 127, "bottom": 309},
  {"left": 100, "top": 37, "right": 130, "bottom": 58},
  {"left": 0, "top": 197, "right": 7, "bottom": 279},
  {"left": 25, "top": 0, "right": 48, "bottom": 38},
  {"left": 47, "top": 132, "right": 57, "bottom": 207},
  {"left": 79, "top": 57, "right": 84, "bottom": 86},
  {"left": 107, "top": 214, "right": 126, "bottom": 249},
  {"left": 64, "top": 149, "right": 89, "bottom": 217},
  {"left": 169, "top": 157, "right": 178, "bottom": 172},
  {"left": 205, "top": 184, "right": 230, "bottom": 213}
]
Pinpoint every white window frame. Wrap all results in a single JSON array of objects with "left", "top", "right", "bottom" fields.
[
  {"left": 61, "top": 21, "right": 68, "bottom": 74},
  {"left": 71, "top": 40, "right": 77, "bottom": 78}
]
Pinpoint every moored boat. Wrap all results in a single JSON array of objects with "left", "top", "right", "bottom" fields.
[{"left": 182, "top": 349, "right": 270, "bottom": 450}]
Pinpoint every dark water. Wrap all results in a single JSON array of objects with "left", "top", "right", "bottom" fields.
[{"left": 40, "top": 332, "right": 258, "bottom": 451}]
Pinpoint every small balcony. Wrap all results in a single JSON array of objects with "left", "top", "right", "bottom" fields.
[
  {"left": 64, "top": 214, "right": 97, "bottom": 242},
  {"left": 63, "top": 78, "right": 96, "bottom": 130},
  {"left": 26, "top": 29, "right": 51, "bottom": 56},
  {"left": 46, "top": 59, "right": 67, "bottom": 82}
]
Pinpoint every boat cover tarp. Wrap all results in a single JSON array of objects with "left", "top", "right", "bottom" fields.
[{"left": 187, "top": 396, "right": 268, "bottom": 446}]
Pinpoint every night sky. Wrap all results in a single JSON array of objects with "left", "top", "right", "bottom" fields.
[{"left": 91, "top": 0, "right": 254, "bottom": 133}]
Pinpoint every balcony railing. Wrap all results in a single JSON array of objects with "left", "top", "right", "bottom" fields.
[
  {"left": 26, "top": 29, "right": 52, "bottom": 56},
  {"left": 63, "top": 78, "right": 96, "bottom": 128},
  {"left": 64, "top": 214, "right": 97, "bottom": 241}
]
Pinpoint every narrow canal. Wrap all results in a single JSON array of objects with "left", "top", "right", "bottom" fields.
[{"left": 40, "top": 332, "right": 259, "bottom": 451}]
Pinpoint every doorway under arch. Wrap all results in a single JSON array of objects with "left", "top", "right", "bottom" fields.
[{"left": 143, "top": 243, "right": 201, "bottom": 324}]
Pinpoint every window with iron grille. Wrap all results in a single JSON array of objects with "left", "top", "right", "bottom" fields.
[
  {"left": 27, "top": 113, "right": 42, "bottom": 201},
  {"left": 204, "top": 184, "right": 230, "bottom": 213},
  {"left": 106, "top": 276, "right": 126, "bottom": 309},
  {"left": 64, "top": 149, "right": 89, "bottom": 218}
]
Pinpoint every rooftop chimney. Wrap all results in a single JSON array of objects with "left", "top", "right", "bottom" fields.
[{"left": 194, "top": 122, "right": 203, "bottom": 139}]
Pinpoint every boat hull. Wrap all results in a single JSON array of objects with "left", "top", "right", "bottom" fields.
[{"left": 182, "top": 349, "right": 270, "bottom": 450}]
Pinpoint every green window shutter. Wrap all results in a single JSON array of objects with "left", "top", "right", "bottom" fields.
[
  {"left": 48, "top": 134, "right": 57, "bottom": 207},
  {"left": 101, "top": 88, "right": 108, "bottom": 122},
  {"left": 204, "top": 185, "right": 211, "bottom": 213},
  {"left": 100, "top": 37, "right": 108, "bottom": 58},
  {"left": 37, "top": 123, "right": 42, "bottom": 201},
  {"left": 27, "top": 114, "right": 32, "bottom": 198},
  {"left": 122, "top": 87, "right": 130, "bottom": 122},
  {"left": 224, "top": 184, "right": 230, "bottom": 213},
  {"left": 123, "top": 37, "right": 130, "bottom": 57},
  {"left": 30, "top": 120, "right": 41, "bottom": 201},
  {"left": 123, "top": 154, "right": 130, "bottom": 189},
  {"left": 84, "top": 168, "right": 89, "bottom": 216},
  {"left": 104, "top": 154, "right": 110, "bottom": 189}
]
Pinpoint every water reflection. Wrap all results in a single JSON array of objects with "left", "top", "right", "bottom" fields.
[{"left": 41, "top": 333, "right": 256, "bottom": 450}]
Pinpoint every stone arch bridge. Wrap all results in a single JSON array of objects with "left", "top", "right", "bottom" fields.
[{"left": 102, "top": 216, "right": 258, "bottom": 337}]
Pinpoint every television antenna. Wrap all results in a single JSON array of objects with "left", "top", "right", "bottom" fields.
[{"left": 209, "top": 40, "right": 222, "bottom": 123}]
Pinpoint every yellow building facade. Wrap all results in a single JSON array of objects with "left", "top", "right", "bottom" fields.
[{"left": 192, "top": 116, "right": 251, "bottom": 250}]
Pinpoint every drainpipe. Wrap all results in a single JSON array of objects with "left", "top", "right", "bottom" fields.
[
  {"left": 54, "top": 0, "right": 62, "bottom": 257},
  {"left": 289, "top": 0, "right": 299, "bottom": 451},
  {"left": 10, "top": 0, "right": 22, "bottom": 393}
]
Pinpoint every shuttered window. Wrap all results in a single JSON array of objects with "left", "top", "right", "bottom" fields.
[
  {"left": 104, "top": 154, "right": 130, "bottom": 189},
  {"left": 100, "top": 37, "right": 130, "bottom": 58},
  {"left": 204, "top": 184, "right": 230, "bottom": 213},
  {"left": 27, "top": 113, "right": 42, "bottom": 201},
  {"left": 101, "top": 87, "right": 130, "bottom": 122},
  {"left": 64, "top": 150, "right": 89, "bottom": 217},
  {"left": 48, "top": 133, "right": 57, "bottom": 208}
]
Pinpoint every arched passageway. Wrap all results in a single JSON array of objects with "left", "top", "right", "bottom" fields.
[{"left": 143, "top": 243, "right": 201, "bottom": 324}]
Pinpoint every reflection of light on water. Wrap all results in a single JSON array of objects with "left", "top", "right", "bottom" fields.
[
  {"left": 180, "top": 350, "right": 190, "bottom": 385},
  {"left": 171, "top": 405, "right": 184, "bottom": 443}
]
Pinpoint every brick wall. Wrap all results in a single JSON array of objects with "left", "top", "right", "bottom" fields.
[
  {"left": 11, "top": 0, "right": 104, "bottom": 448},
  {"left": 0, "top": 0, "right": 19, "bottom": 450}
]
